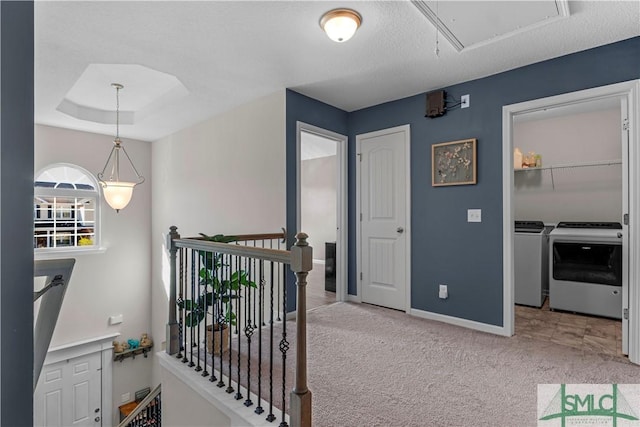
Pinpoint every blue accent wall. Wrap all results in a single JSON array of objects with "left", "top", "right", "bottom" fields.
[
  {"left": 285, "top": 90, "right": 348, "bottom": 311},
  {"left": 286, "top": 36, "right": 640, "bottom": 325}
]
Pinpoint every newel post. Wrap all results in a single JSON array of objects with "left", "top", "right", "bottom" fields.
[
  {"left": 166, "top": 226, "right": 180, "bottom": 355},
  {"left": 290, "top": 232, "right": 312, "bottom": 427}
]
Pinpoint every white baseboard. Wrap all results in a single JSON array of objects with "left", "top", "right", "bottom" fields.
[{"left": 410, "top": 308, "right": 509, "bottom": 337}]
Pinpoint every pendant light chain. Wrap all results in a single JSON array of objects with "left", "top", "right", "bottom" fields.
[
  {"left": 116, "top": 84, "right": 120, "bottom": 141},
  {"left": 113, "top": 83, "right": 123, "bottom": 145}
]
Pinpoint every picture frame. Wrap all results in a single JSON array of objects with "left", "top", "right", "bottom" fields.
[{"left": 432, "top": 138, "right": 477, "bottom": 186}]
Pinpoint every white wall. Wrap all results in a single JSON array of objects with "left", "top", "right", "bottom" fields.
[
  {"left": 161, "top": 365, "right": 231, "bottom": 427},
  {"left": 301, "top": 155, "right": 337, "bottom": 260},
  {"left": 150, "top": 91, "right": 286, "bottom": 385},
  {"left": 35, "top": 125, "right": 153, "bottom": 425},
  {"left": 513, "top": 108, "right": 622, "bottom": 223}
]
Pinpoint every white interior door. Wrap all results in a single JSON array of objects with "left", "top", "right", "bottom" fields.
[
  {"left": 35, "top": 351, "right": 102, "bottom": 427},
  {"left": 357, "top": 125, "right": 410, "bottom": 311}
]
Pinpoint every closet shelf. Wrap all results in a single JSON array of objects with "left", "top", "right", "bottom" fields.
[
  {"left": 514, "top": 159, "right": 622, "bottom": 190},
  {"left": 514, "top": 159, "right": 622, "bottom": 172}
]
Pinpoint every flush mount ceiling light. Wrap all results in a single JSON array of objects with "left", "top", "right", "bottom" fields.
[
  {"left": 320, "top": 8, "right": 362, "bottom": 43},
  {"left": 97, "top": 83, "right": 144, "bottom": 213}
]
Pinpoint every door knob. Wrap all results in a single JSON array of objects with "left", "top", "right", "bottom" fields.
[
  {"left": 94, "top": 417, "right": 101, "bottom": 422},
  {"left": 397, "top": 227, "right": 404, "bottom": 233}
]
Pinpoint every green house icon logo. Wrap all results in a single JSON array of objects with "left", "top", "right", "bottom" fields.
[{"left": 540, "top": 384, "right": 639, "bottom": 426}]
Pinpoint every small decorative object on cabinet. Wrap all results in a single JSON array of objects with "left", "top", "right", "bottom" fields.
[
  {"left": 113, "top": 336, "right": 153, "bottom": 362},
  {"left": 113, "top": 340, "right": 125, "bottom": 353},
  {"left": 140, "top": 333, "right": 152, "bottom": 347}
]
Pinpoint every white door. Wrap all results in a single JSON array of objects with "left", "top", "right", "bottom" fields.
[
  {"left": 35, "top": 352, "right": 102, "bottom": 427},
  {"left": 357, "top": 125, "right": 410, "bottom": 311}
]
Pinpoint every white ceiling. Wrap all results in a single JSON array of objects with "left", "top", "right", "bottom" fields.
[{"left": 35, "top": 1, "right": 640, "bottom": 142}]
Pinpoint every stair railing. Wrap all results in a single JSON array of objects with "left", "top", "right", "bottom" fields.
[
  {"left": 166, "top": 226, "right": 312, "bottom": 427},
  {"left": 33, "top": 259, "right": 75, "bottom": 391},
  {"left": 117, "top": 384, "right": 161, "bottom": 427}
]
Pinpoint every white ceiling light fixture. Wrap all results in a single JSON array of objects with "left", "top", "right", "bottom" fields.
[
  {"left": 97, "top": 83, "right": 145, "bottom": 213},
  {"left": 320, "top": 8, "right": 362, "bottom": 43}
]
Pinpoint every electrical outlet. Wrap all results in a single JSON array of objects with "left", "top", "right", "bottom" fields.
[
  {"left": 467, "top": 209, "right": 481, "bottom": 223},
  {"left": 439, "top": 284, "right": 448, "bottom": 299},
  {"left": 121, "top": 392, "right": 130, "bottom": 403},
  {"left": 461, "top": 94, "right": 470, "bottom": 109},
  {"left": 109, "top": 314, "right": 123, "bottom": 325}
]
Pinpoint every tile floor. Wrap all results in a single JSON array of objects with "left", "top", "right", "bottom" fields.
[{"left": 515, "top": 298, "right": 624, "bottom": 359}]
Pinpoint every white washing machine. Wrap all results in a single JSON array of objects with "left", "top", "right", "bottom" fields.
[{"left": 514, "top": 221, "right": 551, "bottom": 307}]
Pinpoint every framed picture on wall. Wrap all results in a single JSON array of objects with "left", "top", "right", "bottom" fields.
[{"left": 432, "top": 138, "right": 477, "bottom": 186}]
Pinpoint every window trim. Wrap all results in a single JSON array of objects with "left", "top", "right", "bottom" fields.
[{"left": 34, "top": 163, "right": 104, "bottom": 257}]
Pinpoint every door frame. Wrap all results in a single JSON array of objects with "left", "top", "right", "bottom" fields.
[
  {"left": 356, "top": 124, "right": 412, "bottom": 313},
  {"left": 502, "top": 80, "right": 640, "bottom": 364},
  {"left": 296, "top": 122, "right": 348, "bottom": 302}
]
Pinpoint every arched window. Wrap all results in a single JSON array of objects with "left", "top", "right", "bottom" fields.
[{"left": 34, "top": 164, "right": 101, "bottom": 252}]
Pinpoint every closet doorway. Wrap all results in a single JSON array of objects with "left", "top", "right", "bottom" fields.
[
  {"left": 296, "top": 122, "right": 347, "bottom": 309},
  {"left": 512, "top": 96, "right": 624, "bottom": 358},
  {"left": 502, "top": 80, "right": 640, "bottom": 365}
]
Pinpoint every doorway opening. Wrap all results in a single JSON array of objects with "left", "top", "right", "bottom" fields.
[
  {"left": 296, "top": 122, "right": 347, "bottom": 309},
  {"left": 502, "top": 80, "right": 640, "bottom": 365},
  {"left": 512, "top": 97, "right": 624, "bottom": 358}
]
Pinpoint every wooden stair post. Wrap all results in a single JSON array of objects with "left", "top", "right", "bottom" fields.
[
  {"left": 166, "top": 226, "right": 180, "bottom": 355},
  {"left": 289, "top": 232, "right": 312, "bottom": 427}
]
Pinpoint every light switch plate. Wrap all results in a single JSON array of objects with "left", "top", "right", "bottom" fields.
[
  {"left": 467, "top": 209, "right": 482, "bottom": 222},
  {"left": 439, "top": 284, "right": 448, "bottom": 299}
]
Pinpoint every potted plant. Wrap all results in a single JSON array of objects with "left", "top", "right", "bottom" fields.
[{"left": 178, "top": 233, "right": 257, "bottom": 355}]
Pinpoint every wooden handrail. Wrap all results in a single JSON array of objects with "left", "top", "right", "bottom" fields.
[
  {"left": 173, "top": 238, "right": 291, "bottom": 264},
  {"left": 192, "top": 229, "right": 286, "bottom": 243},
  {"left": 34, "top": 259, "right": 75, "bottom": 391},
  {"left": 117, "top": 384, "right": 161, "bottom": 427}
]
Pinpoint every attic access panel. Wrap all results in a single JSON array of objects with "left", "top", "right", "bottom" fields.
[{"left": 411, "top": 1, "right": 569, "bottom": 51}]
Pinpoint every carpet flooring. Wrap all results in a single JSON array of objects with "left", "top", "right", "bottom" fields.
[{"left": 306, "top": 302, "right": 639, "bottom": 427}]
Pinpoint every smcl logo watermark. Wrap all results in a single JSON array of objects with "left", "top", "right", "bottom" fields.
[{"left": 538, "top": 384, "right": 640, "bottom": 426}]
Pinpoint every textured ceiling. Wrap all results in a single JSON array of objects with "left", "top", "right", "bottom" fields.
[{"left": 35, "top": 1, "right": 640, "bottom": 142}]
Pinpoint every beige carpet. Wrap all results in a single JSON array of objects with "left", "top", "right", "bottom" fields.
[{"left": 307, "top": 302, "right": 639, "bottom": 427}]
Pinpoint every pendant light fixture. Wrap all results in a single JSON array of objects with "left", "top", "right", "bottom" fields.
[
  {"left": 98, "top": 83, "right": 144, "bottom": 213},
  {"left": 320, "top": 8, "right": 362, "bottom": 43}
]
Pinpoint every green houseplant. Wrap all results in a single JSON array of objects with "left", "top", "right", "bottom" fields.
[{"left": 178, "top": 233, "right": 257, "bottom": 354}]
